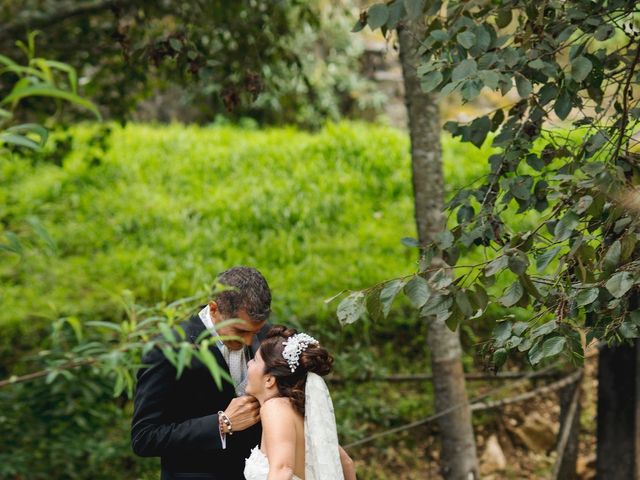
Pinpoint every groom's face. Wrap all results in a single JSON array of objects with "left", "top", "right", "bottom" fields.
[{"left": 209, "top": 301, "right": 265, "bottom": 351}]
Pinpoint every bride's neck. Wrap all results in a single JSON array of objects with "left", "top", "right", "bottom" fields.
[{"left": 255, "top": 389, "right": 279, "bottom": 406}]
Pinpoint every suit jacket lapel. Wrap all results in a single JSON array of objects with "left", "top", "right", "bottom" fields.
[{"left": 184, "top": 312, "right": 231, "bottom": 373}]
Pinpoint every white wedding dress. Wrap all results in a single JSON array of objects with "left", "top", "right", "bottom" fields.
[
  {"left": 244, "top": 447, "right": 302, "bottom": 480},
  {"left": 244, "top": 373, "right": 344, "bottom": 480}
]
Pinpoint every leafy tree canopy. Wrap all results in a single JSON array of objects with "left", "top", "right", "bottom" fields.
[
  {"left": 343, "top": 0, "right": 640, "bottom": 368},
  {"left": 1, "top": 0, "right": 381, "bottom": 126}
]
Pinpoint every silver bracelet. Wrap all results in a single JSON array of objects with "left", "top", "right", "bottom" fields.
[{"left": 218, "top": 410, "right": 233, "bottom": 435}]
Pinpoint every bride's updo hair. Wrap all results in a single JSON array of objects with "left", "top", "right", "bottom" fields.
[{"left": 259, "top": 325, "right": 333, "bottom": 415}]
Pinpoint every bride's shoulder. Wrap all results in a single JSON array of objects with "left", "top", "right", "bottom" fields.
[{"left": 261, "top": 397, "right": 296, "bottom": 420}]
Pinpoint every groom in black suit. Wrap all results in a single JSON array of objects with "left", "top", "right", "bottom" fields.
[{"left": 131, "top": 266, "right": 272, "bottom": 480}]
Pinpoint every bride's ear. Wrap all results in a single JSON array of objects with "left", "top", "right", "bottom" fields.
[{"left": 264, "top": 374, "right": 276, "bottom": 390}]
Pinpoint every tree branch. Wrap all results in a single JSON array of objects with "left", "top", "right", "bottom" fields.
[
  {"left": 612, "top": 42, "right": 640, "bottom": 163},
  {"left": 0, "top": 0, "right": 120, "bottom": 40}
]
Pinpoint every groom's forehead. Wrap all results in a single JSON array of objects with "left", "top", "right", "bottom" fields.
[{"left": 233, "top": 317, "right": 265, "bottom": 333}]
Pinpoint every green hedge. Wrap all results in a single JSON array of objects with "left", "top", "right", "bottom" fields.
[{"left": 0, "top": 122, "right": 494, "bottom": 355}]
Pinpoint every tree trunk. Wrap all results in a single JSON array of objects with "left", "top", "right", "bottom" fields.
[
  {"left": 398, "top": 21, "right": 480, "bottom": 480},
  {"left": 596, "top": 340, "right": 640, "bottom": 479}
]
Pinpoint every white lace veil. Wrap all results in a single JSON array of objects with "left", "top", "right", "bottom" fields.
[{"left": 304, "top": 372, "right": 345, "bottom": 480}]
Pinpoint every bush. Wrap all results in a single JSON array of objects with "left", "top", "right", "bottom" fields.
[{"left": 0, "top": 122, "right": 494, "bottom": 355}]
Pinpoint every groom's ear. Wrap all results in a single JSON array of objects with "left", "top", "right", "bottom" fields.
[{"left": 208, "top": 301, "right": 218, "bottom": 316}]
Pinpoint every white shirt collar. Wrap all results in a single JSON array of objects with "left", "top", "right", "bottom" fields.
[{"left": 198, "top": 305, "right": 225, "bottom": 350}]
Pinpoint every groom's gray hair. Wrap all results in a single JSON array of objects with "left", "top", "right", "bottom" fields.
[{"left": 212, "top": 266, "right": 271, "bottom": 322}]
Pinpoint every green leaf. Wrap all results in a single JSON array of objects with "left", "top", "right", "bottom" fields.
[
  {"left": 337, "top": 291, "right": 366, "bottom": 325},
  {"left": 0, "top": 232, "right": 23, "bottom": 255},
  {"left": 460, "top": 79, "right": 482, "bottom": 102},
  {"left": 571, "top": 56, "right": 593, "bottom": 83},
  {"left": 575, "top": 287, "right": 599, "bottom": 307},
  {"left": 401, "top": 237, "right": 420, "bottom": 247},
  {"left": 380, "top": 279, "right": 406, "bottom": 318},
  {"left": 554, "top": 90, "right": 572, "bottom": 120},
  {"left": 2, "top": 84, "right": 102, "bottom": 119},
  {"left": 421, "top": 295, "right": 452, "bottom": 317},
  {"left": 457, "top": 31, "right": 476, "bottom": 49},
  {"left": 603, "top": 240, "right": 621, "bottom": 270},
  {"left": 198, "top": 343, "right": 232, "bottom": 390},
  {"left": 536, "top": 246, "right": 561, "bottom": 272},
  {"left": 515, "top": 75, "right": 532, "bottom": 98},
  {"left": 493, "top": 348, "right": 508, "bottom": 369},
  {"left": 614, "top": 217, "right": 632, "bottom": 234},
  {"left": 508, "top": 253, "right": 529, "bottom": 275},
  {"left": 421, "top": 71, "right": 443, "bottom": 93},
  {"left": 574, "top": 195, "right": 593, "bottom": 214},
  {"left": 495, "top": 9, "right": 512, "bottom": 28},
  {"left": 169, "top": 38, "right": 182, "bottom": 52},
  {"left": 468, "top": 116, "right": 491, "bottom": 148},
  {"left": 594, "top": 24, "right": 615, "bottom": 41},
  {"left": 161, "top": 346, "right": 177, "bottom": 367},
  {"left": 86, "top": 320, "right": 122, "bottom": 333},
  {"left": 404, "top": 0, "right": 425, "bottom": 19},
  {"left": 528, "top": 58, "right": 546, "bottom": 70},
  {"left": 457, "top": 205, "right": 475, "bottom": 224},
  {"left": 500, "top": 281, "right": 524, "bottom": 307},
  {"left": 444, "top": 307, "right": 463, "bottom": 331},
  {"left": 387, "top": 0, "right": 405, "bottom": 28},
  {"left": 176, "top": 345, "right": 192, "bottom": 378},
  {"left": 470, "top": 285, "right": 489, "bottom": 311},
  {"left": 530, "top": 320, "right": 557, "bottom": 340},
  {"left": 27, "top": 216, "right": 57, "bottom": 254},
  {"left": 528, "top": 341, "right": 545, "bottom": 365},
  {"left": 404, "top": 276, "right": 431, "bottom": 308},
  {"left": 584, "top": 131, "right": 607, "bottom": 154},
  {"left": 486, "top": 255, "right": 509, "bottom": 276},
  {"left": 455, "top": 290, "right": 473, "bottom": 317},
  {"left": 351, "top": 19, "right": 366, "bottom": 33},
  {"left": 493, "top": 321, "right": 512, "bottom": 346},
  {"left": 431, "top": 269, "right": 452, "bottom": 290},
  {"left": 619, "top": 322, "right": 638, "bottom": 339},
  {"left": 605, "top": 272, "right": 634, "bottom": 298},
  {"left": 554, "top": 212, "right": 579, "bottom": 241},
  {"left": 542, "top": 336, "right": 566, "bottom": 359},
  {"left": 435, "top": 230, "right": 454, "bottom": 249},
  {"left": 159, "top": 323, "right": 176, "bottom": 343},
  {"left": 512, "top": 321, "right": 528, "bottom": 336},
  {"left": 0, "top": 133, "right": 41, "bottom": 150},
  {"left": 430, "top": 30, "right": 449, "bottom": 42},
  {"left": 367, "top": 4, "right": 389, "bottom": 30},
  {"left": 451, "top": 59, "right": 477, "bottom": 82},
  {"left": 3, "top": 123, "right": 48, "bottom": 148},
  {"left": 366, "top": 287, "right": 385, "bottom": 322},
  {"left": 479, "top": 70, "right": 500, "bottom": 90},
  {"left": 509, "top": 176, "right": 532, "bottom": 200},
  {"left": 539, "top": 84, "right": 559, "bottom": 106}
]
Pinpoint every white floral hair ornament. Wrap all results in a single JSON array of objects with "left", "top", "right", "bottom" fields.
[{"left": 282, "top": 333, "right": 319, "bottom": 372}]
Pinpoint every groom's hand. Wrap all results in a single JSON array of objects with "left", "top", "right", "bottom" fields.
[{"left": 223, "top": 395, "right": 261, "bottom": 432}]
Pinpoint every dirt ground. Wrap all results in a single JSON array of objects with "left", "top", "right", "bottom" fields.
[{"left": 351, "top": 350, "right": 598, "bottom": 480}]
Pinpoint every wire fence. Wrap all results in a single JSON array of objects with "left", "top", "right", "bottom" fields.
[{"left": 343, "top": 363, "right": 582, "bottom": 450}]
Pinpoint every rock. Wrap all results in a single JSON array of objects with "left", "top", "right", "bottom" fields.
[
  {"left": 509, "top": 412, "right": 557, "bottom": 452},
  {"left": 577, "top": 453, "right": 596, "bottom": 480},
  {"left": 480, "top": 434, "right": 507, "bottom": 475}
]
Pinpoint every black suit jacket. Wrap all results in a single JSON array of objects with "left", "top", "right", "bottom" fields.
[{"left": 131, "top": 312, "right": 268, "bottom": 480}]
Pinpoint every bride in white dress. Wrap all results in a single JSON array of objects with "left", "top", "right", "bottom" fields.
[{"left": 243, "top": 325, "right": 356, "bottom": 480}]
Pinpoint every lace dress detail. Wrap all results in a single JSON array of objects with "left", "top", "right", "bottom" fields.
[{"left": 244, "top": 446, "right": 302, "bottom": 480}]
